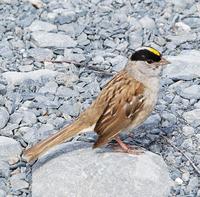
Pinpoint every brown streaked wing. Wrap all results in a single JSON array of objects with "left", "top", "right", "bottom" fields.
[{"left": 93, "top": 73, "right": 145, "bottom": 148}]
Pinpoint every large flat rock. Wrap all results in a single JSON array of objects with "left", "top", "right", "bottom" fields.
[{"left": 32, "top": 142, "right": 172, "bottom": 197}]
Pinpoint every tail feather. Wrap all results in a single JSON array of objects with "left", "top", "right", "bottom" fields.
[{"left": 23, "top": 119, "right": 93, "bottom": 162}]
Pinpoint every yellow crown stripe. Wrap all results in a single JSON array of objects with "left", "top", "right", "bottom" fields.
[{"left": 148, "top": 48, "right": 160, "bottom": 56}]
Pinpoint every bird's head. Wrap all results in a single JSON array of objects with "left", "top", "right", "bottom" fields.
[{"left": 130, "top": 46, "right": 170, "bottom": 67}]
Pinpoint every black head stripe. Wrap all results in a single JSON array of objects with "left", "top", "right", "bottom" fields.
[{"left": 131, "top": 49, "right": 161, "bottom": 63}]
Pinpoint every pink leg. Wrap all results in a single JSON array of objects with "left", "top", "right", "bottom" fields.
[{"left": 114, "top": 136, "right": 144, "bottom": 155}]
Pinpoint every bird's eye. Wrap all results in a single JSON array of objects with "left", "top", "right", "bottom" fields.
[{"left": 147, "top": 59, "right": 153, "bottom": 64}]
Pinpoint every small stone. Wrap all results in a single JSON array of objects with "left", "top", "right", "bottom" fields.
[
  {"left": 59, "top": 102, "right": 81, "bottom": 117},
  {"left": 144, "top": 114, "right": 161, "bottom": 127},
  {"left": 38, "top": 123, "right": 55, "bottom": 140},
  {"left": 0, "top": 107, "right": 9, "bottom": 129},
  {"left": 139, "top": 16, "right": 156, "bottom": 29},
  {"left": 31, "top": 32, "right": 77, "bottom": 48},
  {"left": 56, "top": 11, "right": 77, "bottom": 24},
  {"left": 10, "top": 174, "right": 29, "bottom": 191},
  {"left": 29, "top": 20, "right": 57, "bottom": 32},
  {"left": 0, "top": 189, "right": 6, "bottom": 197},
  {"left": 0, "top": 137, "right": 22, "bottom": 161},
  {"left": 39, "top": 81, "right": 58, "bottom": 94},
  {"left": 183, "top": 109, "right": 200, "bottom": 127},
  {"left": 28, "top": 48, "right": 54, "bottom": 62},
  {"left": 58, "top": 24, "right": 75, "bottom": 38},
  {"left": 182, "top": 126, "right": 194, "bottom": 136},
  {"left": 164, "top": 51, "right": 200, "bottom": 80},
  {"left": 180, "top": 85, "right": 200, "bottom": 99},
  {"left": 0, "top": 84, "right": 6, "bottom": 95},
  {"left": 175, "top": 177, "right": 183, "bottom": 185},
  {"left": 109, "top": 55, "right": 128, "bottom": 71},
  {"left": 0, "top": 161, "right": 9, "bottom": 178},
  {"left": 18, "top": 65, "right": 33, "bottom": 72},
  {"left": 186, "top": 177, "right": 199, "bottom": 192},
  {"left": 64, "top": 49, "right": 86, "bottom": 63},
  {"left": 174, "top": 22, "right": 191, "bottom": 34},
  {"left": 22, "top": 111, "right": 37, "bottom": 125},
  {"left": 182, "top": 171, "right": 190, "bottom": 182},
  {"left": 23, "top": 127, "right": 38, "bottom": 144},
  {"left": 57, "top": 86, "right": 79, "bottom": 98}
]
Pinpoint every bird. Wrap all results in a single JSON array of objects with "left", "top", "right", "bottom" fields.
[{"left": 23, "top": 46, "right": 170, "bottom": 162}]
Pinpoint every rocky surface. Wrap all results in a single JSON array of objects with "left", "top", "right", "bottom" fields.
[
  {"left": 32, "top": 142, "right": 172, "bottom": 197},
  {"left": 0, "top": 0, "right": 200, "bottom": 196}
]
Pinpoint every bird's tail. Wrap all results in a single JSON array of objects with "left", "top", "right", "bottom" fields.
[{"left": 22, "top": 118, "right": 94, "bottom": 162}]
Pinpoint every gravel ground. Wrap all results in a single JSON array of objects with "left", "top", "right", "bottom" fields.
[{"left": 0, "top": 0, "right": 200, "bottom": 196}]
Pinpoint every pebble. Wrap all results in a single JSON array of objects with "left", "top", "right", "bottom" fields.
[
  {"left": 28, "top": 20, "right": 57, "bottom": 32},
  {"left": 28, "top": 48, "right": 54, "bottom": 62},
  {"left": 22, "top": 111, "right": 37, "bottom": 125},
  {"left": 10, "top": 174, "right": 29, "bottom": 191},
  {"left": 39, "top": 81, "right": 58, "bottom": 94},
  {"left": 31, "top": 32, "right": 77, "bottom": 48},
  {"left": 180, "top": 84, "right": 200, "bottom": 99},
  {"left": 0, "top": 107, "right": 9, "bottom": 129},
  {"left": 0, "top": 189, "right": 6, "bottom": 197},
  {"left": 183, "top": 109, "right": 200, "bottom": 127},
  {"left": 0, "top": 137, "right": 22, "bottom": 161},
  {"left": 182, "top": 126, "right": 194, "bottom": 137},
  {"left": 175, "top": 177, "right": 183, "bottom": 185}
]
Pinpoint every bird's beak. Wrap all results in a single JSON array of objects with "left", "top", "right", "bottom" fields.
[{"left": 160, "top": 57, "right": 171, "bottom": 65}]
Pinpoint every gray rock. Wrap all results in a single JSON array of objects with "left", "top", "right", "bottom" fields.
[
  {"left": 194, "top": 100, "right": 200, "bottom": 108},
  {"left": 22, "top": 111, "right": 37, "bottom": 125},
  {"left": 128, "top": 32, "right": 143, "bottom": 50},
  {"left": 10, "top": 174, "right": 29, "bottom": 191},
  {"left": 39, "top": 81, "right": 58, "bottom": 94},
  {"left": 22, "top": 127, "right": 38, "bottom": 144},
  {"left": 0, "top": 84, "right": 6, "bottom": 95},
  {"left": 28, "top": 48, "right": 54, "bottom": 62},
  {"left": 64, "top": 49, "right": 86, "bottom": 63},
  {"left": 18, "top": 65, "right": 33, "bottom": 72},
  {"left": 186, "top": 176, "right": 199, "bottom": 193},
  {"left": 183, "top": 109, "right": 200, "bottom": 127},
  {"left": 58, "top": 24, "right": 75, "bottom": 37},
  {"left": 56, "top": 11, "right": 77, "bottom": 24},
  {"left": 0, "top": 161, "right": 9, "bottom": 178},
  {"left": 2, "top": 70, "right": 57, "bottom": 86},
  {"left": 0, "top": 189, "right": 6, "bottom": 197},
  {"left": 144, "top": 114, "right": 161, "bottom": 127},
  {"left": 180, "top": 85, "right": 200, "bottom": 99},
  {"left": 59, "top": 102, "right": 81, "bottom": 117},
  {"left": 31, "top": 32, "right": 77, "bottom": 48},
  {"left": 29, "top": 20, "right": 57, "bottom": 32},
  {"left": 37, "top": 123, "right": 55, "bottom": 140},
  {"left": 139, "top": 16, "right": 156, "bottom": 29},
  {"left": 109, "top": 55, "right": 128, "bottom": 71},
  {"left": 32, "top": 142, "right": 172, "bottom": 197},
  {"left": 0, "top": 136, "right": 22, "bottom": 161},
  {"left": 0, "top": 107, "right": 9, "bottom": 129},
  {"left": 166, "top": 33, "right": 197, "bottom": 45},
  {"left": 57, "top": 86, "right": 79, "bottom": 98},
  {"left": 182, "top": 126, "right": 194, "bottom": 137},
  {"left": 9, "top": 112, "right": 23, "bottom": 125},
  {"left": 164, "top": 51, "right": 200, "bottom": 80}
]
